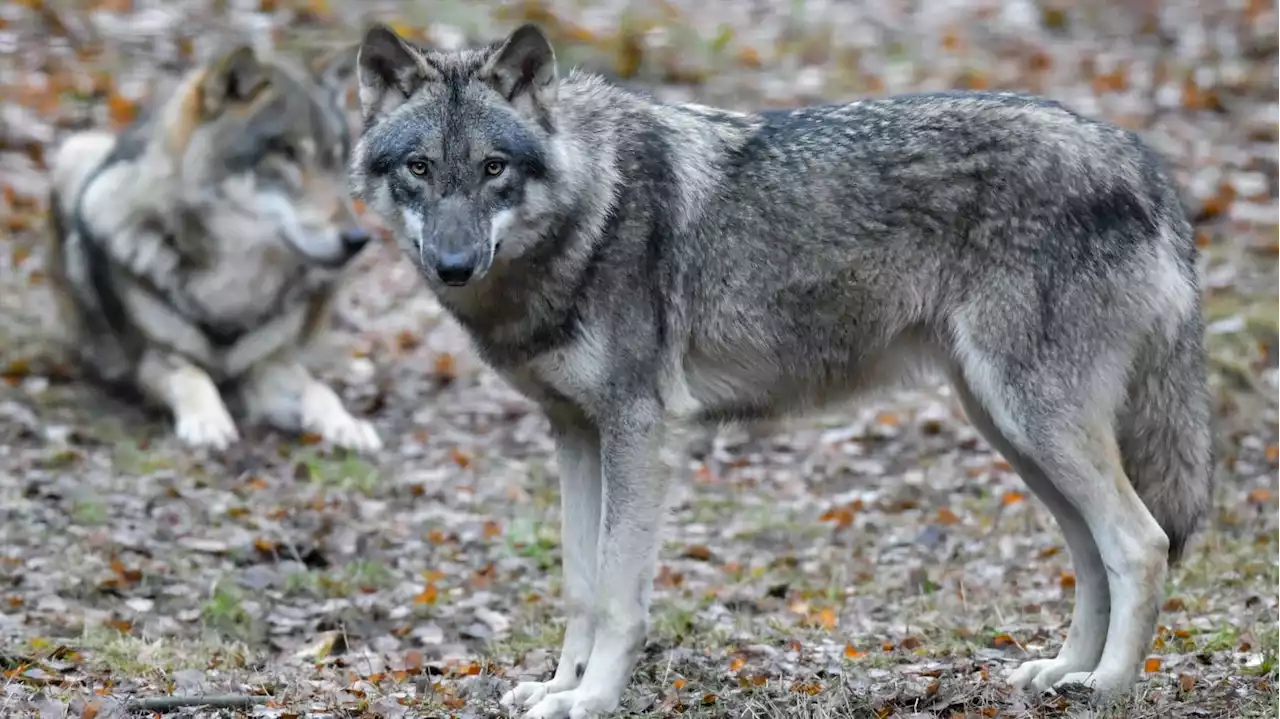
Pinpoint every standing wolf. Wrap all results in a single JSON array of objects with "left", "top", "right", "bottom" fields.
[
  {"left": 350, "top": 22, "right": 1211, "bottom": 717},
  {"left": 45, "top": 44, "right": 382, "bottom": 452}
]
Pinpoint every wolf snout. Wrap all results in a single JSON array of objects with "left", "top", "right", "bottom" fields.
[
  {"left": 340, "top": 227, "right": 371, "bottom": 255},
  {"left": 435, "top": 251, "right": 479, "bottom": 286}
]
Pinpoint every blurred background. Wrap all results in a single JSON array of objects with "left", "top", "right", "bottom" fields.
[{"left": 0, "top": 1, "right": 1275, "bottom": 717}]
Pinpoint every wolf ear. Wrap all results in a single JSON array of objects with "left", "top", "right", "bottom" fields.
[
  {"left": 357, "top": 24, "right": 436, "bottom": 121},
  {"left": 202, "top": 45, "right": 269, "bottom": 116},
  {"left": 311, "top": 43, "right": 360, "bottom": 96},
  {"left": 480, "top": 24, "right": 558, "bottom": 116}
]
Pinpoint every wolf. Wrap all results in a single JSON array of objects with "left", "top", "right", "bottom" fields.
[
  {"left": 350, "top": 22, "right": 1212, "bottom": 718},
  {"left": 45, "top": 43, "right": 382, "bottom": 453}
]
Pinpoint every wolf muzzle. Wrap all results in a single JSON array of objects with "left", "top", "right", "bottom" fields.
[{"left": 435, "top": 250, "right": 480, "bottom": 286}]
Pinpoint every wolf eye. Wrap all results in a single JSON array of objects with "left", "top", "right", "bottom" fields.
[
  {"left": 407, "top": 160, "right": 430, "bottom": 177},
  {"left": 483, "top": 159, "right": 507, "bottom": 178}
]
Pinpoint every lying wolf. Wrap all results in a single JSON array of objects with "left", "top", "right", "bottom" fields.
[
  {"left": 349, "top": 22, "right": 1211, "bottom": 718},
  {"left": 45, "top": 44, "right": 382, "bottom": 453}
]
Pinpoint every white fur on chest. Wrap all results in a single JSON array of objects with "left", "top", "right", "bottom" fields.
[{"left": 516, "top": 324, "right": 611, "bottom": 409}]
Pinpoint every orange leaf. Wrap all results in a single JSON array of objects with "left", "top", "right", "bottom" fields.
[
  {"left": 1265, "top": 444, "right": 1279, "bottom": 464},
  {"left": 935, "top": 507, "right": 960, "bottom": 525},
  {"left": 1247, "top": 487, "right": 1272, "bottom": 504},
  {"left": 816, "top": 607, "right": 838, "bottom": 630},
  {"left": 992, "top": 633, "right": 1016, "bottom": 648},
  {"left": 395, "top": 330, "right": 421, "bottom": 351},
  {"left": 728, "top": 656, "right": 746, "bottom": 672},
  {"left": 682, "top": 544, "right": 714, "bottom": 561},
  {"left": 819, "top": 505, "right": 856, "bottom": 528},
  {"left": 403, "top": 650, "right": 424, "bottom": 671},
  {"left": 673, "top": 678, "right": 686, "bottom": 690},
  {"left": 482, "top": 519, "right": 503, "bottom": 539},
  {"left": 736, "top": 46, "right": 762, "bottom": 69},
  {"left": 1001, "top": 490, "right": 1025, "bottom": 506},
  {"left": 434, "top": 352, "right": 457, "bottom": 380},
  {"left": 843, "top": 644, "right": 863, "bottom": 658},
  {"left": 81, "top": 700, "right": 101, "bottom": 719},
  {"left": 106, "top": 93, "right": 137, "bottom": 129},
  {"left": 413, "top": 583, "right": 438, "bottom": 605},
  {"left": 1058, "top": 571, "right": 1076, "bottom": 589},
  {"left": 789, "top": 680, "right": 822, "bottom": 695},
  {"left": 449, "top": 447, "right": 472, "bottom": 469},
  {"left": 1144, "top": 657, "right": 1162, "bottom": 673}
]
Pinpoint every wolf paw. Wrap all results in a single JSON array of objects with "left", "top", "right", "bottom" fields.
[
  {"left": 501, "top": 679, "right": 577, "bottom": 710},
  {"left": 174, "top": 404, "right": 240, "bottom": 450},
  {"left": 313, "top": 412, "right": 383, "bottom": 453},
  {"left": 300, "top": 384, "right": 383, "bottom": 453},
  {"left": 1008, "top": 657, "right": 1094, "bottom": 693},
  {"left": 1052, "top": 670, "right": 1132, "bottom": 698},
  {"left": 522, "top": 687, "right": 618, "bottom": 719}
]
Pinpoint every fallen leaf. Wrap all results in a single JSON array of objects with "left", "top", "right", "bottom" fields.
[
  {"left": 728, "top": 656, "right": 746, "bottom": 672},
  {"left": 1178, "top": 673, "right": 1196, "bottom": 692},
  {"left": 843, "top": 644, "right": 863, "bottom": 658},
  {"left": 1144, "top": 657, "right": 1162, "bottom": 673},
  {"left": 1001, "top": 490, "right": 1025, "bottom": 506},
  {"left": 1058, "top": 571, "right": 1076, "bottom": 589},
  {"left": 673, "top": 678, "right": 686, "bottom": 690},
  {"left": 1247, "top": 487, "right": 1272, "bottom": 504},
  {"left": 936, "top": 507, "right": 961, "bottom": 525},
  {"left": 294, "top": 630, "right": 345, "bottom": 662},
  {"left": 413, "top": 583, "right": 439, "bottom": 605},
  {"left": 682, "top": 544, "right": 714, "bottom": 561}
]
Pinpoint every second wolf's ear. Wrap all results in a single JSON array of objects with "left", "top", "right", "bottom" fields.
[
  {"left": 480, "top": 24, "right": 558, "bottom": 117},
  {"left": 357, "top": 24, "right": 437, "bottom": 121},
  {"left": 311, "top": 43, "right": 360, "bottom": 97},
  {"left": 202, "top": 46, "right": 269, "bottom": 117}
]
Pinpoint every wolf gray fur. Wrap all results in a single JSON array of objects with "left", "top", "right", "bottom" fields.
[
  {"left": 45, "top": 43, "right": 382, "bottom": 453},
  {"left": 350, "top": 22, "right": 1212, "bottom": 718}
]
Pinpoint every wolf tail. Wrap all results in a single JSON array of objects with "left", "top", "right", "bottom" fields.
[{"left": 1117, "top": 299, "right": 1214, "bottom": 566}]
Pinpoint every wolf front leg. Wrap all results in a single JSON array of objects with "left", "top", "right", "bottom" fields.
[
  {"left": 504, "top": 408, "right": 603, "bottom": 709},
  {"left": 136, "top": 350, "right": 239, "bottom": 450},
  {"left": 239, "top": 360, "right": 382, "bottom": 453},
  {"left": 525, "top": 402, "right": 668, "bottom": 719}
]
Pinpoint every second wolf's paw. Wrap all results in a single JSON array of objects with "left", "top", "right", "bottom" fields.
[
  {"left": 313, "top": 412, "right": 383, "bottom": 453},
  {"left": 301, "top": 383, "right": 383, "bottom": 453},
  {"left": 1008, "top": 657, "right": 1093, "bottom": 693},
  {"left": 522, "top": 687, "right": 619, "bottom": 719},
  {"left": 174, "top": 404, "right": 240, "bottom": 450}
]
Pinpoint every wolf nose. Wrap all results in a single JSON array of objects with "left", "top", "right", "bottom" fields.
[
  {"left": 340, "top": 227, "right": 371, "bottom": 253},
  {"left": 435, "top": 252, "right": 477, "bottom": 286}
]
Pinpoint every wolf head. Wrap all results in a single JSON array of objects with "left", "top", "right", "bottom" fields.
[
  {"left": 172, "top": 43, "right": 370, "bottom": 269},
  {"left": 348, "top": 23, "right": 568, "bottom": 288}
]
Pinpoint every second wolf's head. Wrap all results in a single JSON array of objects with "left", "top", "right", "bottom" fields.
[
  {"left": 349, "top": 23, "right": 585, "bottom": 289},
  {"left": 163, "top": 44, "right": 370, "bottom": 269}
]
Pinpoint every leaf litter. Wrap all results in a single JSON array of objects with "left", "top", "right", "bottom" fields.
[{"left": 0, "top": 0, "right": 1276, "bottom": 717}]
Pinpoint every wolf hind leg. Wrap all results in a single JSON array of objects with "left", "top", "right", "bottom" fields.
[
  {"left": 136, "top": 350, "right": 240, "bottom": 450},
  {"left": 948, "top": 338, "right": 1168, "bottom": 699},
  {"left": 948, "top": 368, "right": 1110, "bottom": 692},
  {"left": 239, "top": 360, "right": 381, "bottom": 453}
]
